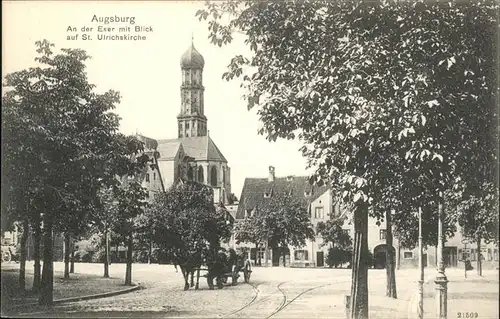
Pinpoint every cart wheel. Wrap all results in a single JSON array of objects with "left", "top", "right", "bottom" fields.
[{"left": 244, "top": 269, "right": 251, "bottom": 283}]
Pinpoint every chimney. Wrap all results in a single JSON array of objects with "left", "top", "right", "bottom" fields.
[{"left": 268, "top": 166, "right": 275, "bottom": 182}]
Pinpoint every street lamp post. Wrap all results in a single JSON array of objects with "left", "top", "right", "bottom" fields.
[
  {"left": 435, "top": 195, "right": 448, "bottom": 319},
  {"left": 418, "top": 207, "right": 424, "bottom": 319}
]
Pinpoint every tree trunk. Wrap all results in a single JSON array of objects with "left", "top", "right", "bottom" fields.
[
  {"left": 32, "top": 219, "right": 42, "bottom": 292},
  {"left": 477, "top": 237, "right": 482, "bottom": 276},
  {"left": 104, "top": 228, "right": 110, "bottom": 278},
  {"left": 125, "top": 234, "right": 133, "bottom": 285},
  {"left": 350, "top": 201, "right": 369, "bottom": 319},
  {"left": 64, "top": 234, "right": 70, "bottom": 279},
  {"left": 19, "top": 219, "right": 29, "bottom": 292},
  {"left": 385, "top": 210, "right": 397, "bottom": 299},
  {"left": 282, "top": 247, "right": 287, "bottom": 267},
  {"left": 70, "top": 245, "right": 75, "bottom": 273},
  {"left": 148, "top": 235, "right": 152, "bottom": 265},
  {"left": 39, "top": 213, "right": 54, "bottom": 306}
]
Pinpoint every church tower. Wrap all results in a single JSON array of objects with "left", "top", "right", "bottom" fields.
[{"left": 178, "top": 41, "right": 207, "bottom": 138}]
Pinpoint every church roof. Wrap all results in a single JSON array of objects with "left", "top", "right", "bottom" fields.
[
  {"left": 236, "top": 176, "right": 329, "bottom": 219},
  {"left": 156, "top": 140, "right": 183, "bottom": 161},
  {"left": 157, "top": 136, "right": 227, "bottom": 163},
  {"left": 180, "top": 43, "right": 205, "bottom": 69}
]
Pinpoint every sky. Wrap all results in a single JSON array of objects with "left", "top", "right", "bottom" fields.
[{"left": 2, "top": 1, "right": 312, "bottom": 197}]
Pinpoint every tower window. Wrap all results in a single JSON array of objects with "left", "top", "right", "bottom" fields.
[
  {"left": 145, "top": 173, "right": 150, "bottom": 182},
  {"left": 153, "top": 172, "right": 156, "bottom": 180}
]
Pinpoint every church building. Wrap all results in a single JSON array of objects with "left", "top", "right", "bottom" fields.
[{"left": 136, "top": 41, "right": 232, "bottom": 204}]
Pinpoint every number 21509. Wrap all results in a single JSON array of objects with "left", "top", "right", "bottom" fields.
[{"left": 457, "top": 312, "right": 478, "bottom": 318}]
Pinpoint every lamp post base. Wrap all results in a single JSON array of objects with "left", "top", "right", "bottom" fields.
[{"left": 435, "top": 274, "right": 448, "bottom": 319}]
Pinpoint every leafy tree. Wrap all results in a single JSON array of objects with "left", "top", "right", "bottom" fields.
[
  {"left": 146, "top": 180, "right": 232, "bottom": 266},
  {"left": 2, "top": 40, "right": 144, "bottom": 305},
  {"left": 114, "top": 179, "right": 149, "bottom": 285},
  {"left": 249, "top": 195, "right": 315, "bottom": 266},
  {"left": 197, "top": 1, "right": 497, "bottom": 317},
  {"left": 455, "top": 181, "right": 499, "bottom": 276},
  {"left": 317, "top": 217, "right": 353, "bottom": 268},
  {"left": 316, "top": 217, "right": 352, "bottom": 249}
]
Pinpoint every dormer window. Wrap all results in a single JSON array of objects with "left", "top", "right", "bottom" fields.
[
  {"left": 304, "top": 190, "right": 311, "bottom": 197},
  {"left": 264, "top": 190, "right": 272, "bottom": 198},
  {"left": 286, "top": 176, "right": 293, "bottom": 182}
]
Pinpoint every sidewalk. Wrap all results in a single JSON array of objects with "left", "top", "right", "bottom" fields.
[
  {"left": 408, "top": 268, "right": 499, "bottom": 319},
  {"left": 1, "top": 262, "right": 139, "bottom": 316}
]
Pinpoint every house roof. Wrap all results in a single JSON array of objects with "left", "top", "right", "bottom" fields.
[
  {"left": 157, "top": 136, "right": 227, "bottom": 163},
  {"left": 235, "top": 176, "right": 329, "bottom": 219}
]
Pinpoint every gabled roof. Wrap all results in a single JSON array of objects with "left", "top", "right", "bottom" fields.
[
  {"left": 157, "top": 136, "right": 227, "bottom": 163},
  {"left": 236, "top": 176, "right": 329, "bottom": 219},
  {"left": 156, "top": 140, "right": 183, "bottom": 161}
]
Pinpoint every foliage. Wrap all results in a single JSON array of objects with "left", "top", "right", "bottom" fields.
[
  {"left": 326, "top": 246, "right": 352, "bottom": 268},
  {"left": 316, "top": 217, "right": 352, "bottom": 249},
  {"left": 455, "top": 182, "right": 499, "bottom": 247},
  {"left": 2, "top": 39, "right": 150, "bottom": 245},
  {"left": 197, "top": 0, "right": 498, "bottom": 244},
  {"left": 145, "top": 181, "right": 232, "bottom": 255},
  {"left": 113, "top": 180, "right": 149, "bottom": 240},
  {"left": 233, "top": 216, "right": 265, "bottom": 245},
  {"left": 236, "top": 194, "right": 315, "bottom": 249}
]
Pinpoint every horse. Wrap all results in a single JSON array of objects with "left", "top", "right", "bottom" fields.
[{"left": 170, "top": 249, "right": 203, "bottom": 291}]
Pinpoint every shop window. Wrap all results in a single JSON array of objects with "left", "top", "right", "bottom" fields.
[
  {"left": 403, "top": 251, "right": 414, "bottom": 259},
  {"left": 294, "top": 249, "right": 309, "bottom": 261}
]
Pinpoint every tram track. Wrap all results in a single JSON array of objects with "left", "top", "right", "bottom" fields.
[
  {"left": 266, "top": 273, "right": 389, "bottom": 318},
  {"left": 222, "top": 282, "right": 261, "bottom": 318}
]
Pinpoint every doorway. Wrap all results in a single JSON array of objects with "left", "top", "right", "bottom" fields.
[
  {"left": 373, "top": 244, "right": 396, "bottom": 269},
  {"left": 316, "top": 251, "right": 324, "bottom": 267},
  {"left": 444, "top": 247, "right": 458, "bottom": 267}
]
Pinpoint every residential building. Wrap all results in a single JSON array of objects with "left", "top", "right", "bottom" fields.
[{"left": 235, "top": 166, "right": 499, "bottom": 270}]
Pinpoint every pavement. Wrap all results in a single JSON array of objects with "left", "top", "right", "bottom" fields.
[
  {"left": 1, "top": 261, "right": 498, "bottom": 318},
  {"left": 407, "top": 268, "right": 499, "bottom": 319},
  {"left": 1, "top": 261, "right": 140, "bottom": 316}
]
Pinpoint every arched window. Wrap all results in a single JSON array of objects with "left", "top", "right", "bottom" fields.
[
  {"left": 198, "top": 166, "right": 204, "bottom": 183},
  {"left": 187, "top": 166, "right": 193, "bottom": 181},
  {"left": 210, "top": 166, "right": 217, "bottom": 186}
]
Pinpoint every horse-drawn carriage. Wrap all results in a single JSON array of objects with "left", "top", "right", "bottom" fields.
[{"left": 172, "top": 247, "right": 252, "bottom": 290}]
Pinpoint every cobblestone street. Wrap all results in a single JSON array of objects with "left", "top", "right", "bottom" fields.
[{"left": 3, "top": 262, "right": 448, "bottom": 318}]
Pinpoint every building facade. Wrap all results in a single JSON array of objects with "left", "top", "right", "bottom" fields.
[{"left": 235, "top": 166, "right": 499, "bottom": 269}]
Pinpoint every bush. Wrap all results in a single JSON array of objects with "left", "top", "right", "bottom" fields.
[
  {"left": 132, "top": 250, "right": 149, "bottom": 263},
  {"left": 326, "top": 247, "right": 374, "bottom": 268},
  {"left": 74, "top": 250, "right": 91, "bottom": 263},
  {"left": 91, "top": 248, "right": 107, "bottom": 263},
  {"left": 326, "top": 246, "right": 353, "bottom": 268}
]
